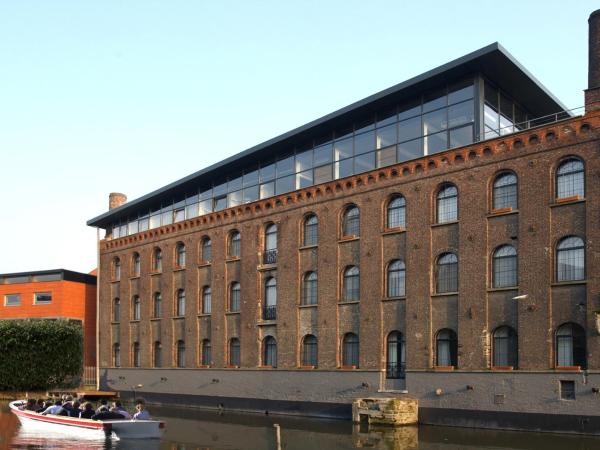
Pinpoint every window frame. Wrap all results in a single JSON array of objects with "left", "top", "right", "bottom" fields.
[
  {"left": 435, "top": 252, "right": 458, "bottom": 294},
  {"left": 176, "top": 340, "right": 186, "bottom": 368},
  {"left": 175, "top": 242, "right": 186, "bottom": 268},
  {"left": 341, "top": 205, "right": 360, "bottom": 238},
  {"left": 492, "top": 171, "right": 518, "bottom": 211},
  {"left": 556, "top": 236, "right": 585, "bottom": 282},
  {"left": 230, "top": 282, "right": 241, "bottom": 312},
  {"left": 201, "top": 237, "right": 212, "bottom": 263},
  {"left": 341, "top": 332, "right": 359, "bottom": 368},
  {"left": 4, "top": 293, "right": 21, "bottom": 307},
  {"left": 555, "top": 157, "right": 585, "bottom": 200},
  {"left": 201, "top": 339, "right": 212, "bottom": 366},
  {"left": 152, "top": 248, "right": 162, "bottom": 272},
  {"left": 492, "top": 245, "right": 518, "bottom": 288},
  {"left": 435, "top": 328, "right": 458, "bottom": 367},
  {"left": 262, "top": 336, "right": 277, "bottom": 367},
  {"left": 176, "top": 289, "right": 186, "bottom": 317},
  {"left": 301, "top": 271, "right": 318, "bottom": 305},
  {"left": 435, "top": 183, "right": 458, "bottom": 224},
  {"left": 303, "top": 214, "right": 318, "bottom": 247},
  {"left": 33, "top": 292, "right": 52, "bottom": 305},
  {"left": 342, "top": 266, "right": 360, "bottom": 302},
  {"left": 387, "top": 260, "right": 406, "bottom": 298},
  {"left": 492, "top": 325, "right": 518, "bottom": 368},
  {"left": 229, "top": 230, "right": 241, "bottom": 258},
  {"left": 386, "top": 195, "right": 406, "bottom": 230},
  {"left": 301, "top": 334, "right": 318, "bottom": 367},
  {"left": 132, "top": 295, "right": 141, "bottom": 321}
]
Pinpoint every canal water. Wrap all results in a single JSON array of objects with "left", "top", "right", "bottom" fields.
[{"left": 2, "top": 402, "right": 600, "bottom": 449}]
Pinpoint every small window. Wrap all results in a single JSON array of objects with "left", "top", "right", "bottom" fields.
[
  {"left": 176, "top": 340, "right": 186, "bottom": 368},
  {"left": 176, "top": 289, "right": 186, "bottom": 316},
  {"left": 387, "top": 196, "right": 406, "bottom": 229},
  {"left": 436, "top": 329, "right": 458, "bottom": 367},
  {"left": 302, "top": 272, "right": 318, "bottom": 305},
  {"left": 556, "top": 158, "right": 584, "bottom": 200},
  {"left": 435, "top": 253, "right": 458, "bottom": 293},
  {"left": 556, "top": 323, "right": 586, "bottom": 368},
  {"left": 202, "top": 286, "right": 212, "bottom": 314},
  {"left": 34, "top": 292, "right": 52, "bottom": 304},
  {"left": 132, "top": 295, "right": 141, "bottom": 321},
  {"left": 113, "top": 298, "right": 120, "bottom": 322},
  {"left": 386, "top": 331, "right": 405, "bottom": 379},
  {"left": 230, "top": 282, "right": 241, "bottom": 312},
  {"left": 153, "top": 341, "right": 162, "bottom": 368},
  {"left": 4, "top": 294, "right": 20, "bottom": 306},
  {"left": 264, "top": 277, "right": 277, "bottom": 320},
  {"left": 113, "top": 258, "right": 121, "bottom": 281},
  {"left": 556, "top": 236, "right": 585, "bottom": 282},
  {"left": 302, "top": 335, "right": 318, "bottom": 367},
  {"left": 264, "top": 223, "right": 278, "bottom": 264},
  {"left": 303, "top": 214, "right": 318, "bottom": 246},
  {"left": 387, "top": 260, "right": 406, "bottom": 297},
  {"left": 560, "top": 380, "right": 576, "bottom": 400},
  {"left": 153, "top": 292, "right": 161, "bottom": 318},
  {"left": 492, "top": 326, "right": 518, "bottom": 368},
  {"left": 492, "top": 172, "right": 518, "bottom": 210},
  {"left": 342, "top": 205, "right": 360, "bottom": 237},
  {"left": 436, "top": 184, "right": 458, "bottom": 223},
  {"left": 201, "top": 339, "right": 212, "bottom": 366},
  {"left": 132, "top": 253, "right": 141, "bottom": 277},
  {"left": 176, "top": 242, "right": 186, "bottom": 268},
  {"left": 263, "top": 336, "right": 277, "bottom": 367},
  {"left": 492, "top": 245, "right": 518, "bottom": 288},
  {"left": 343, "top": 266, "right": 360, "bottom": 301},
  {"left": 153, "top": 248, "right": 162, "bottom": 272},
  {"left": 342, "top": 333, "right": 359, "bottom": 367},
  {"left": 201, "top": 237, "right": 212, "bottom": 262},
  {"left": 132, "top": 342, "right": 140, "bottom": 367},
  {"left": 113, "top": 343, "right": 121, "bottom": 367},
  {"left": 229, "top": 231, "right": 241, "bottom": 258},
  {"left": 229, "top": 338, "right": 241, "bottom": 366}
]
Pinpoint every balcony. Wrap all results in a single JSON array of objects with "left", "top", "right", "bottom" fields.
[
  {"left": 386, "top": 362, "right": 406, "bottom": 379},
  {"left": 263, "top": 305, "right": 277, "bottom": 321},
  {"left": 263, "top": 249, "right": 277, "bottom": 265}
]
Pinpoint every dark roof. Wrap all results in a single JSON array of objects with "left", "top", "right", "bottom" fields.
[
  {"left": 0, "top": 269, "right": 97, "bottom": 285},
  {"left": 87, "top": 42, "right": 568, "bottom": 228}
]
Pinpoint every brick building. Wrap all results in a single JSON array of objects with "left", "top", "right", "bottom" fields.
[
  {"left": 87, "top": 10, "right": 600, "bottom": 432},
  {"left": 0, "top": 269, "right": 97, "bottom": 367}
]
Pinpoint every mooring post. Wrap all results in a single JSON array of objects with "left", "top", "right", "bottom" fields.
[{"left": 274, "top": 423, "right": 281, "bottom": 450}]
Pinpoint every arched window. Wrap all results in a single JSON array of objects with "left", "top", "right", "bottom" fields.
[
  {"left": 436, "top": 253, "right": 458, "bottom": 293},
  {"left": 264, "top": 223, "right": 277, "bottom": 264},
  {"left": 113, "top": 343, "right": 121, "bottom": 367},
  {"left": 153, "top": 292, "right": 161, "bottom": 318},
  {"left": 113, "top": 258, "right": 121, "bottom": 281},
  {"left": 556, "top": 236, "right": 585, "bottom": 281},
  {"left": 264, "top": 277, "right": 277, "bottom": 320},
  {"left": 230, "top": 282, "right": 241, "bottom": 312},
  {"left": 387, "top": 260, "right": 406, "bottom": 297},
  {"left": 302, "top": 335, "right": 318, "bottom": 367},
  {"left": 176, "top": 340, "right": 186, "bottom": 368},
  {"left": 492, "top": 172, "right": 518, "bottom": 210},
  {"left": 113, "top": 298, "right": 120, "bottom": 322},
  {"left": 387, "top": 196, "right": 406, "bottom": 229},
  {"left": 176, "top": 242, "right": 186, "bottom": 267},
  {"left": 202, "top": 286, "right": 212, "bottom": 314},
  {"left": 492, "top": 245, "right": 517, "bottom": 288},
  {"left": 229, "top": 338, "right": 241, "bottom": 366},
  {"left": 303, "top": 214, "right": 318, "bottom": 246},
  {"left": 436, "top": 329, "right": 457, "bottom": 367},
  {"left": 229, "top": 231, "right": 241, "bottom": 258},
  {"left": 342, "top": 333, "right": 359, "bottom": 367},
  {"left": 132, "top": 295, "right": 141, "bottom": 321},
  {"left": 153, "top": 341, "right": 162, "bottom": 368},
  {"left": 302, "top": 272, "right": 318, "bottom": 305},
  {"left": 436, "top": 184, "right": 458, "bottom": 223},
  {"left": 176, "top": 289, "right": 186, "bottom": 316},
  {"left": 556, "top": 323, "right": 586, "bottom": 368},
  {"left": 152, "top": 248, "right": 162, "bottom": 272},
  {"left": 556, "top": 158, "right": 584, "bottom": 200},
  {"left": 132, "top": 342, "right": 140, "bottom": 367},
  {"left": 343, "top": 266, "right": 360, "bottom": 301},
  {"left": 386, "top": 331, "right": 406, "bottom": 379},
  {"left": 201, "top": 237, "right": 212, "bottom": 262},
  {"left": 201, "top": 339, "right": 212, "bottom": 366},
  {"left": 132, "top": 253, "right": 141, "bottom": 277},
  {"left": 492, "top": 326, "right": 518, "bottom": 368},
  {"left": 263, "top": 336, "right": 277, "bottom": 367},
  {"left": 342, "top": 205, "right": 360, "bottom": 237}
]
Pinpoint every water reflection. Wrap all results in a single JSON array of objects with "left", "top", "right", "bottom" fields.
[{"left": 2, "top": 402, "right": 600, "bottom": 450}]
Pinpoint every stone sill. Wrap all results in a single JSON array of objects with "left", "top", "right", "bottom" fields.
[
  {"left": 382, "top": 228, "right": 406, "bottom": 236},
  {"left": 339, "top": 365, "right": 358, "bottom": 370},
  {"left": 491, "top": 366, "right": 514, "bottom": 371},
  {"left": 197, "top": 365, "right": 211, "bottom": 369},
  {"left": 257, "top": 320, "right": 276, "bottom": 326},
  {"left": 110, "top": 279, "right": 120, "bottom": 284},
  {"left": 129, "top": 276, "right": 141, "bottom": 280},
  {"left": 198, "top": 261, "right": 211, "bottom": 267},
  {"left": 298, "top": 365, "right": 316, "bottom": 370},
  {"left": 149, "top": 271, "right": 162, "bottom": 276},
  {"left": 173, "top": 267, "right": 186, "bottom": 272},
  {"left": 431, "top": 292, "right": 458, "bottom": 297},
  {"left": 337, "top": 300, "right": 360, "bottom": 305},
  {"left": 433, "top": 366, "right": 455, "bottom": 372},
  {"left": 150, "top": 318, "right": 161, "bottom": 322},
  {"left": 172, "top": 316, "right": 185, "bottom": 320},
  {"left": 298, "top": 244, "right": 318, "bottom": 251},
  {"left": 257, "top": 263, "right": 277, "bottom": 272},
  {"left": 225, "top": 311, "right": 240, "bottom": 316},
  {"left": 431, "top": 220, "right": 458, "bottom": 228},
  {"left": 487, "top": 287, "right": 518, "bottom": 292},
  {"left": 197, "top": 313, "right": 211, "bottom": 318},
  {"left": 298, "top": 304, "right": 317, "bottom": 309},
  {"left": 382, "top": 296, "right": 406, "bottom": 302},
  {"left": 555, "top": 366, "right": 582, "bottom": 372},
  {"left": 487, "top": 209, "right": 518, "bottom": 218},
  {"left": 551, "top": 280, "right": 587, "bottom": 287},
  {"left": 338, "top": 236, "right": 359, "bottom": 243},
  {"left": 225, "top": 257, "right": 241, "bottom": 263},
  {"left": 552, "top": 196, "right": 585, "bottom": 206},
  {"left": 129, "top": 320, "right": 141, "bottom": 323}
]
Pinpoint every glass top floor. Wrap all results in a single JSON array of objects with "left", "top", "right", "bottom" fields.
[{"left": 107, "top": 74, "right": 556, "bottom": 239}]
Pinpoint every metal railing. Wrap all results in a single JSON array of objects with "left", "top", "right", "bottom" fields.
[
  {"left": 263, "top": 305, "right": 277, "bottom": 320},
  {"left": 263, "top": 249, "right": 277, "bottom": 265},
  {"left": 386, "top": 362, "right": 406, "bottom": 379},
  {"left": 83, "top": 366, "right": 97, "bottom": 386}
]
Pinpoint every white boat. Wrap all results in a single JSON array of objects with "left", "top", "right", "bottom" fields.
[{"left": 9, "top": 400, "right": 165, "bottom": 440}]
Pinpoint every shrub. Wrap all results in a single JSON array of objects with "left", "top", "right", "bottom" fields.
[{"left": 0, "top": 319, "right": 83, "bottom": 391}]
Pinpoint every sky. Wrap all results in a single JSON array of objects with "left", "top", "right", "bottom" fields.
[{"left": 0, "top": 1, "right": 596, "bottom": 274}]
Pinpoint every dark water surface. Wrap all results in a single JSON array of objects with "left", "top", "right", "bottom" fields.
[{"left": 2, "top": 402, "right": 600, "bottom": 449}]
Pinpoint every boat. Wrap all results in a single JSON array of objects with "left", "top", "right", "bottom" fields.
[{"left": 9, "top": 400, "right": 165, "bottom": 439}]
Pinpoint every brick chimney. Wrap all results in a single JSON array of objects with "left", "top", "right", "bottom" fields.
[
  {"left": 109, "top": 192, "right": 127, "bottom": 210},
  {"left": 585, "top": 9, "right": 600, "bottom": 112}
]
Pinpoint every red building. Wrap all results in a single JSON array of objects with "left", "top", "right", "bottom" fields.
[{"left": 0, "top": 269, "right": 97, "bottom": 367}]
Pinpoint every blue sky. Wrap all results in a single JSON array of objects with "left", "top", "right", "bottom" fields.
[{"left": 0, "top": 1, "right": 596, "bottom": 274}]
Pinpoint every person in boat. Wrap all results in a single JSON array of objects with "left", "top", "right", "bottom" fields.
[
  {"left": 91, "top": 406, "right": 126, "bottom": 421},
  {"left": 19, "top": 399, "right": 37, "bottom": 411},
  {"left": 69, "top": 400, "right": 82, "bottom": 418},
  {"left": 79, "top": 402, "right": 95, "bottom": 419},
  {"left": 41, "top": 400, "right": 64, "bottom": 415},
  {"left": 59, "top": 396, "right": 75, "bottom": 416},
  {"left": 95, "top": 399, "right": 109, "bottom": 414},
  {"left": 133, "top": 399, "right": 151, "bottom": 420},
  {"left": 34, "top": 399, "right": 45, "bottom": 412},
  {"left": 112, "top": 401, "right": 131, "bottom": 419}
]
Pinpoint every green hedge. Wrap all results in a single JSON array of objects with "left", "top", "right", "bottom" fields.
[{"left": 0, "top": 319, "right": 83, "bottom": 391}]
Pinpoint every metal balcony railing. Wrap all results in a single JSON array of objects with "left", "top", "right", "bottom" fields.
[
  {"left": 263, "top": 305, "right": 277, "bottom": 320},
  {"left": 386, "top": 362, "right": 406, "bottom": 379},
  {"left": 263, "top": 249, "right": 277, "bottom": 265}
]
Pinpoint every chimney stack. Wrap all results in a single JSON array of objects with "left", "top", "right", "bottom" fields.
[
  {"left": 109, "top": 192, "right": 127, "bottom": 210},
  {"left": 585, "top": 9, "right": 600, "bottom": 112}
]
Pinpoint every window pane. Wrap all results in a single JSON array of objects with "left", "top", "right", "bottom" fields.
[
  {"left": 398, "top": 116, "right": 421, "bottom": 142},
  {"left": 276, "top": 175, "right": 295, "bottom": 194},
  {"left": 423, "top": 89, "right": 446, "bottom": 112},
  {"left": 214, "top": 196, "right": 227, "bottom": 211},
  {"left": 227, "top": 190, "right": 243, "bottom": 207},
  {"left": 198, "top": 199, "right": 212, "bottom": 215},
  {"left": 484, "top": 104, "right": 499, "bottom": 131},
  {"left": 448, "top": 80, "right": 474, "bottom": 104},
  {"left": 354, "top": 130, "right": 375, "bottom": 155},
  {"left": 354, "top": 152, "right": 375, "bottom": 173},
  {"left": 448, "top": 100, "right": 474, "bottom": 128},
  {"left": 376, "top": 124, "right": 397, "bottom": 149},
  {"left": 228, "top": 176, "right": 242, "bottom": 192},
  {"left": 377, "top": 146, "right": 397, "bottom": 168},
  {"left": 260, "top": 163, "right": 276, "bottom": 182},
  {"left": 213, "top": 182, "right": 227, "bottom": 197},
  {"left": 377, "top": 107, "right": 397, "bottom": 127},
  {"left": 260, "top": 182, "right": 275, "bottom": 199},
  {"left": 296, "top": 170, "right": 313, "bottom": 189},
  {"left": 243, "top": 185, "right": 259, "bottom": 203},
  {"left": 276, "top": 156, "right": 294, "bottom": 177},
  {"left": 335, "top": 158, "right": 353, "bottom": 179},
  {"left": 314, "top": 144, "right": 333, "bottom": 165},
  {"left": 174, "top": 208, "right": 185, "bottom": 222},
  {"left": 422, "top": 109, "right": 447, "bottom": 135},
  {"left": 314, "top": 164, "right": 333, "bottom": 184},
  {"left": 296, "top": 150, "right": 313, "bottom": 172},
  {"left": 484, "top": 82, "right": 498, "bottom": 108},
  {"left": 449, "top": 125, "right": 474, "bottom": 149},
  {"left": 243, "top": 169, "right": 259, "bottom": 187},
  {"left": 334, "top": 138, "right": 353, "bottom": 160},
  {"left": 398, "top": 138, "right": 423, "bottom": 162},
  {"left": 425, "top": 131, "right": 447, "bottom": 155},
  {"left": 185, "top": 203, "right": 199, "bottom": 219},
  {"left": 128, "top": 221, "right": 139, "bottom": 235}
]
